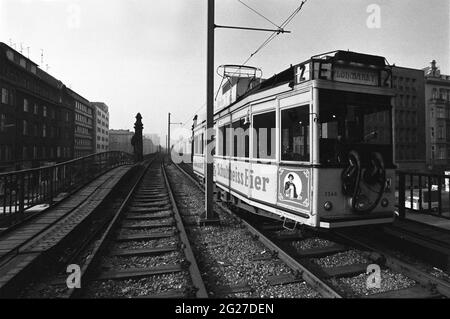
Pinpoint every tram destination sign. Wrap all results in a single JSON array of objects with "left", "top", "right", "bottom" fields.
[{"left": 333, "top": 66, "right": 379, "bottom": 86}]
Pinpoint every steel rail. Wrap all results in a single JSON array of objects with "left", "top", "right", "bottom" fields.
[
  {"left": 172, "top": 161, "right": 342, "bottom": 298},
  {"left": 67, "top": 157, "right": 157, "bottom": 298},
  {"left": 175, "top": 162, "right": 450, "bottom": 298},
  {"left": 333, "top": 230, "right": 450, "bottom": 298},
  {"left": 161, "top": 162, "right": 208, "bottom": 298}
]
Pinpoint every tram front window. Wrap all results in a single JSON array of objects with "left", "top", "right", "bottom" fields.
[
  {"left": 318, "top": 90, "right": 393, "bottom": 167},
  {"left": 281, "top": 105, "right": 310, "bottom": 162}
]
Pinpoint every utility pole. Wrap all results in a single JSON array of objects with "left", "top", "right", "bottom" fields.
[
  {"left": 202, "top": 0, "right": 218, "bottom": 223},
  {"left": 167, "top": 112, "right": 182, "bottom": 159},
  {"left": 202, "top": 0, "right": 292, "bottom": 223},
  {"left": 168, "top": 113, "right": 171, "bottom": 156}
]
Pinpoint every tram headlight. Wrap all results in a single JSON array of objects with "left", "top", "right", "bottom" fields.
[
  {"left": 324, "top": 201, "right": 333, "bottom": 211},
  {"left": 381, "top": 198, "right": 389, "bottom": 207}
]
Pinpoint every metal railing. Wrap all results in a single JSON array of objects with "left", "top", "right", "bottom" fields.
[
  {"left": 0, "top": 151, "right": 133, "bottom": 226},
  {"left": 397, "top": 171, "right": 450, "bottom": 220}
]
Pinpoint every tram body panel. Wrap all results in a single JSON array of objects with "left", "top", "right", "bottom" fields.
[
  {"left": 315, "top": 168, "right": 396, "bottom": 227},
  {"left": 187, "top": 50, "right": 397, "bottom": 229}
]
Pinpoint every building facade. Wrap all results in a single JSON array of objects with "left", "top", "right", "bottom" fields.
[
  {"left": 109, "top": 129, "right": 133, "bottom": 154},
  {"left": 0, "top": 42, "right": 74, "bottom": 172},
  {"left": 67, "top": 89, "right": 95, "bottom": 158},
  {"left": 92, "top": 102, "right": 109, "bottom": 153},
  {"left": 424, "top": 60, "right": 450, "bottom": 172},
  {"left": 391, "top": 66, "right": 426, "bottom": 171}
]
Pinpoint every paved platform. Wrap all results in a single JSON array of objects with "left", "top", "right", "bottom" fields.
[
  {"left": 0, "top": 165, "right": 132, "bottom": 292},
  {"left": 404, "top": 212, "right": 450, "bottom": 232}
]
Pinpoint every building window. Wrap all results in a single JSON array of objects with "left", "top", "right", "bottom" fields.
[
  {"left": 34, "top": 103, "right": 38, "bottom": 114},
  {"left": 23, "top": 98, "right": 29, "bottom": 112},
  {"left": 0, "top": 114, "right": 5, "bottom": 132},
  {"left": 439, "top": 146, "right": 446, "bottom": 159},
  {"left": 1, "top": 88, "right": 9, "bottom": 104},
  {"left": 43, "top": 124, "right": 47, "bottom": 137},
  {"left": 438, "top": 126, "right": 444, "bottom": 139},
  {"left": 6, "top": 50, "right": 14, "bottom": 61},
  {"left": 43, "top": 106, "right": 47, "bottom": 117},
  {"left": 23, "top": 120, "right": 28, "bottom": 135},
  {"left": 19, "top": 58, "right": 26, "bottom": 68},
  {"left": 432, "top": 88, "right": 438, "bottom": 99}
]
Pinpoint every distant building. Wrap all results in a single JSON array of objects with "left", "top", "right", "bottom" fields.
[
  {"left": 392, "top": 66, "right": 426, "bottom": 171},
  {"left": 109, "top": 129, "right": 133, "bottom": 154},
  {"left": 424, "top": 60, "right": 450, "bottom": 172},
  {"left": 143, "top": 137, "right": 155, "bottom": 155},
  {"left": 66, "top": 89, "right": 95, "bottom": 158},
  {"left": 0, "top": 42, "right": 74, "bottom": 172},
  {"left": 92, "top": 102, "right": 109, "bottom": 153},
  {"left": 144, "top": 133, "right": 160, "bottom": 154},
  {"left": 146, "top": 133, "right": 161, "bottom": 148}
]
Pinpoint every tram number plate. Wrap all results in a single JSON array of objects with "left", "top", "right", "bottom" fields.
[{"left": 324, "top": 191, "right": 338, "bottom": 197}]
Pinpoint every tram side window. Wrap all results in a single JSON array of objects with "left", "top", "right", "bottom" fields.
[
  {"left": 232, "top": 119, "right": 249, "bottom": 158},
  {"left": 218, "top": 124, "right": 231, "bottom": 156},
  {"left": 201, "top": 133, "right": 204, "bottom": 154},
  {"left": 194, "top": 134, "right": 203, "bottom": 155},
  {"left": 281, "top": 105, "right": 310, "bottom": 161},
  {"left": 253, "top": 111, "right": 275, "bottom": 159},
  {"left": 193, "top": 135, "right": 197, "bottom": 154}
]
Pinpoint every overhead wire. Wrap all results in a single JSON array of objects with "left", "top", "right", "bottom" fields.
[
  {"left": 241, "top": 0, "right": 308, "bottom": 65},
  {"left": 180, "top": 0, "right": 308, "bottom": 130},
  {"left": 237, "top": 0, "right": 281, "bottom": 29}
]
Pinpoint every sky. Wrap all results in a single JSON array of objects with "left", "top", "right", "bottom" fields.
[{"left": 0, "top": 0, "right": 449, "bottom": 144}]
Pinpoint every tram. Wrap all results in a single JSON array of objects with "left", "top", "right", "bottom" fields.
[{"left": 188, "top": 50, "right": 396, "bottom": 228}]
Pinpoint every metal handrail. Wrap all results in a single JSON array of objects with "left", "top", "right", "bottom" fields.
[
  {"left": 397, "top": 170, "right": 450, "bottom": 220},
  {"left": 0, "top": 151, "right": 134, "bottom": 227}
]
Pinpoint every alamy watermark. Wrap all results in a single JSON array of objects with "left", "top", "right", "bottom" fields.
[
  {"left": 366, "top": 264, "right": 381, "bottom": 289},
  {"left": 66, "top": 264, "right": 81, "bottom": 289},
  {"left": 171, "top": 127, "right": 277, "bottom": 164},
  {"left": 366, "top": 4, "right": 381, "bottom": 29}
]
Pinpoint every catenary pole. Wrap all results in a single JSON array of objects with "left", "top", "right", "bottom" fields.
[{"left": 204, "top": 0, "right": 217, "bottom": 221}]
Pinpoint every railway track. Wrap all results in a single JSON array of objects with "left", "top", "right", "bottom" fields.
[
  {"left": 18, "top": 156, "right": 207, "bottom": 298},
  {"left": 175, "top": 161, "right": 450, "bottom": 298},
  {"left": 73, "top": 156, "right": 207, "bottom": 298}
]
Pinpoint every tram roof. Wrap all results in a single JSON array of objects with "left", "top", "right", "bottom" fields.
[{"left": 195, "top": 50, "right": 390, "bottom": 125}]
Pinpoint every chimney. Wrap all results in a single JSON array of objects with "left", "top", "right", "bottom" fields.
[{"left": 431, "top": 60, "right": 437, "bottom": 75}]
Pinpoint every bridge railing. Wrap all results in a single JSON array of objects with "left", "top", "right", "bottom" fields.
[
  {"left": 397, "top": 170, "right": 450, "bottom": 220},
  {"left": 0, "top": 151, "right": 133, "bottom": 226}
]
